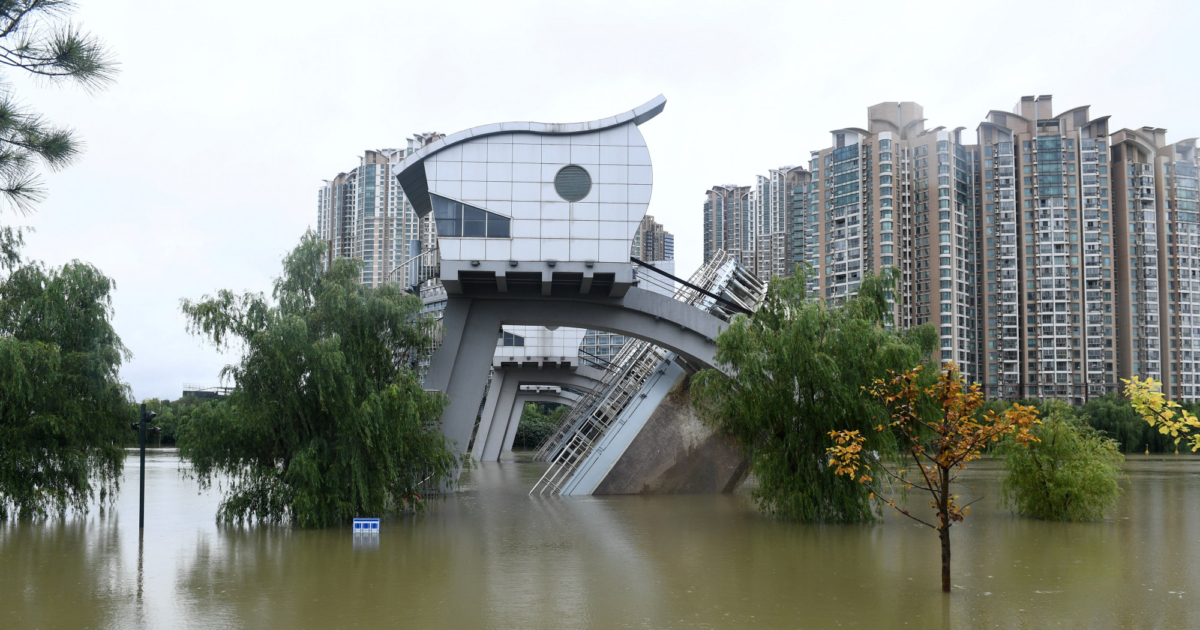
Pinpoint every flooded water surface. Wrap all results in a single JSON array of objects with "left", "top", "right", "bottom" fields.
[{"left": 2, "top": 450, "right": 1198, "bottom": 629}]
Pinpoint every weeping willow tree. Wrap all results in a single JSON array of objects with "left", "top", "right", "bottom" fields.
[
  {"left": 0, "top": 239, "right": 132, "bottom": 520},
  {"left": 178, "top": 231, "right": 459, "bottom": 527},
  {"left": 691, "top": 268, "right": 937, "bottom": 523},
  {"left": 999, "top": 403, "right": 1124, "bottom": 522}
]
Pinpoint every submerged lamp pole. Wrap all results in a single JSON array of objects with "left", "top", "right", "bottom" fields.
[{"left": 131, "top": 403, "right": 158, "bottom": 529}]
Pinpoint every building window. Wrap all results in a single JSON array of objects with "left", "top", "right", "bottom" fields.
[{"left": 430, "top": 194, "right": 511, "bottom": 238}]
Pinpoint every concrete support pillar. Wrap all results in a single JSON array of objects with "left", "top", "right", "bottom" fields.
[
  {"left": 470, "top": 368, "right": 505, "bottom": 463},
  {"left": 424, "top": 297, "right": 501, "bottom": 461},
  {"left": 480, "top": 376, "right": 520, "bottom": 462}
]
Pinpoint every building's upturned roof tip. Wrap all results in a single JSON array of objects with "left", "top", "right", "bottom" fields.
[
  {"left": 1054, "top": 105, "right": 1091, "bottom": 121},
  {"left": 391, "top": 94, "right": 667, "bottom": 178},
  {"left": 989, "top": 109, "right": 1030, "bottom": 122},
  {"left": 633, "top": 94, "right": 667, "bottom": 125}
]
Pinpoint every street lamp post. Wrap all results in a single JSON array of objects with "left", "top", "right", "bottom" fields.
[{"left": 130, "top": 404, "right": 159, "bottom": 529}]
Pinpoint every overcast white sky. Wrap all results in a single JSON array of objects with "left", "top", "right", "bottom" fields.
[{"left": 11, "top": 0, "right": 1200, "bottom": 400}]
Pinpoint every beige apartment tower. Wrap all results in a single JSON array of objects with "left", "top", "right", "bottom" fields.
[
  {"left": 631, "top": 215, "right": 672, "bottom": 262},
  {"left": 809, "top": 102, "right": 981, "bottom": 384},
  {"left": 1111, "top": 128, "right": 1200, "bottom": 401},
  {"left": 703, "top": 185, "right": 752, "bottom": 268},
  {"left": 977, "top": 96, "right": 1116, "bottom": 404}
]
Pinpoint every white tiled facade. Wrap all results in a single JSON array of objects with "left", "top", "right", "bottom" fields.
[
  {"left": 423, "top": 124, "right": 653, "bottom": 264},
  {"left": 391, "top": 96, "right": 667, "bottom": 296}
]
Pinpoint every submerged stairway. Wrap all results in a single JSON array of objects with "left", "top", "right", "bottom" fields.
[{"left": 529, "top": 251, "right": 767, "bottom": 496}]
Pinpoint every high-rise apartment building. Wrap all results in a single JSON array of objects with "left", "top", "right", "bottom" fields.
[
  {"left": 977, "top": 96, "right": 1115, "bottom": 404},
  {"left": 631, "top": 215, "right": 673, "bottom": 261},
  {"left": 705, "top": 167, "right": 810, "bottom": 282},
  {"left": 751, "top": 166, "right": 810, "bottom": 280},
  {"left": 317, "top": 135, "right": 444, "bottom": 287},
  {"left": 1111, "top": 128, "right": 1200, "bottom": 401},
  {"left": 704, "top": 185, "right": 751, "bottom": 268},
  {"left": 809, "top": 102, "right": 981, "bottom": 383}
]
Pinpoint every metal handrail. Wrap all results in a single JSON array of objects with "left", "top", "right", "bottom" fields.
[{"left": 385, "top": 247, "right": 440, "bottom": 291}]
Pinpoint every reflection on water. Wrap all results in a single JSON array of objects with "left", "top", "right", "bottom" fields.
[{"left": 1, "top": 449, "right": 1198, "bottom": 629}]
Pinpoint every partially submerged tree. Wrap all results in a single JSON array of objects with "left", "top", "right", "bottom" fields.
[
  {"left": 0, "top": 2, "right": 122, "bottom": 520},
  {"left": 999, "top": 403, "right": 1124, "bottom": 521},
  {"left": 0, "top": 243, "right": 132, "bottom": 520},
  {"left": 179, "top": 231, "right": 459, "bottom": 527},
  {"left": 828, "top": 363, "right": 1040, "bottom": 592},
  {"left": 0, "top": 0, "right": 116, "bottom": 213},
  {"left": 691, "top": 268, "right": 937, "bottom": 523}
]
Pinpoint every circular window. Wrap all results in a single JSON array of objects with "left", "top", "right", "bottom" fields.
[{"left": 554, "top": 165, "right": 592, "bottom": 202}]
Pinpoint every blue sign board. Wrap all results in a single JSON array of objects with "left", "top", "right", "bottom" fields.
[{"left": 352, "top": 518, "right": 380, "bottom": 533}]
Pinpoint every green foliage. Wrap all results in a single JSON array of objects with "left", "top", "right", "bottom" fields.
[
  {"left": 513, "top": 402, "right": 569, "bottom": 450},
  {"left": 691, "top": 267, "right": 937, "bottom": 523},
  {"left": 178, "top": 231, "right": 459, "bottom": 528},
  {"left": 140, "top": 395, "right": 220, "bottom": 445},
  {"left": 982, "top": 395, "right": 1182, "bottom": 453},
  {"left": 1000, "top": 404, "right": 1125, "bottom": 521},
  {"left": 0, "top": 1, "right": 117, "bottom": 213},
  {"left": 0, "top": 247, "right": 132, "bottom": 519},
  {"left": 1080, "top": 394, "right": 1177, "bottom": 453}
]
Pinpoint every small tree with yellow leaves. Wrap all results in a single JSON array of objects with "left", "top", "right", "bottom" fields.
[
  {"left": 1124, "top": 376, "right": 1200, "bottom": 452},
  {"left": 828, "top": 363, "right": 1040, "bottom": 592}
]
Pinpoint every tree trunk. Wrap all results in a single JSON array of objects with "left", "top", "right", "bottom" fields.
[
  {"left": 939, "top": 465, "right": 952, "bottom": 593},
  {"left": 939, "top": 523, "right": 951, "bottom": 593}
]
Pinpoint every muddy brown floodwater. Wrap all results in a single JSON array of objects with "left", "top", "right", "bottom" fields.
[{"left": 1, "top": 449, "right": 1198, "bottom": 629}]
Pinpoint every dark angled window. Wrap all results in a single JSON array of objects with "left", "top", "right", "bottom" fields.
[
  {"left": 430, "top": 194, "right": 511, "bottom": 238},
  {"left": 463, "top": 205, "right": 486, "bottom": 237}
]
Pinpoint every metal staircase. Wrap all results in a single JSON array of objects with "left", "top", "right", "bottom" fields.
[{"left": 529, "top": 251, "right": 767, "bottom": 496}]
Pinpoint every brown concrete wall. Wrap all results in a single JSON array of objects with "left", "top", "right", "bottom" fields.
[{"left": 593, "top": 374, "right": 749, "bottom": 495}]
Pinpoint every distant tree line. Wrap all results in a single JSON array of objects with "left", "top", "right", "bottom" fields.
[{"left": 513, "top": 402, "right": 569, "bottom": 450}]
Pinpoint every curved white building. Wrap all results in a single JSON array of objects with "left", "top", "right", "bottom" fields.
[{"left": 391, "top": 95, "right": 666, "bottom": 295}]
